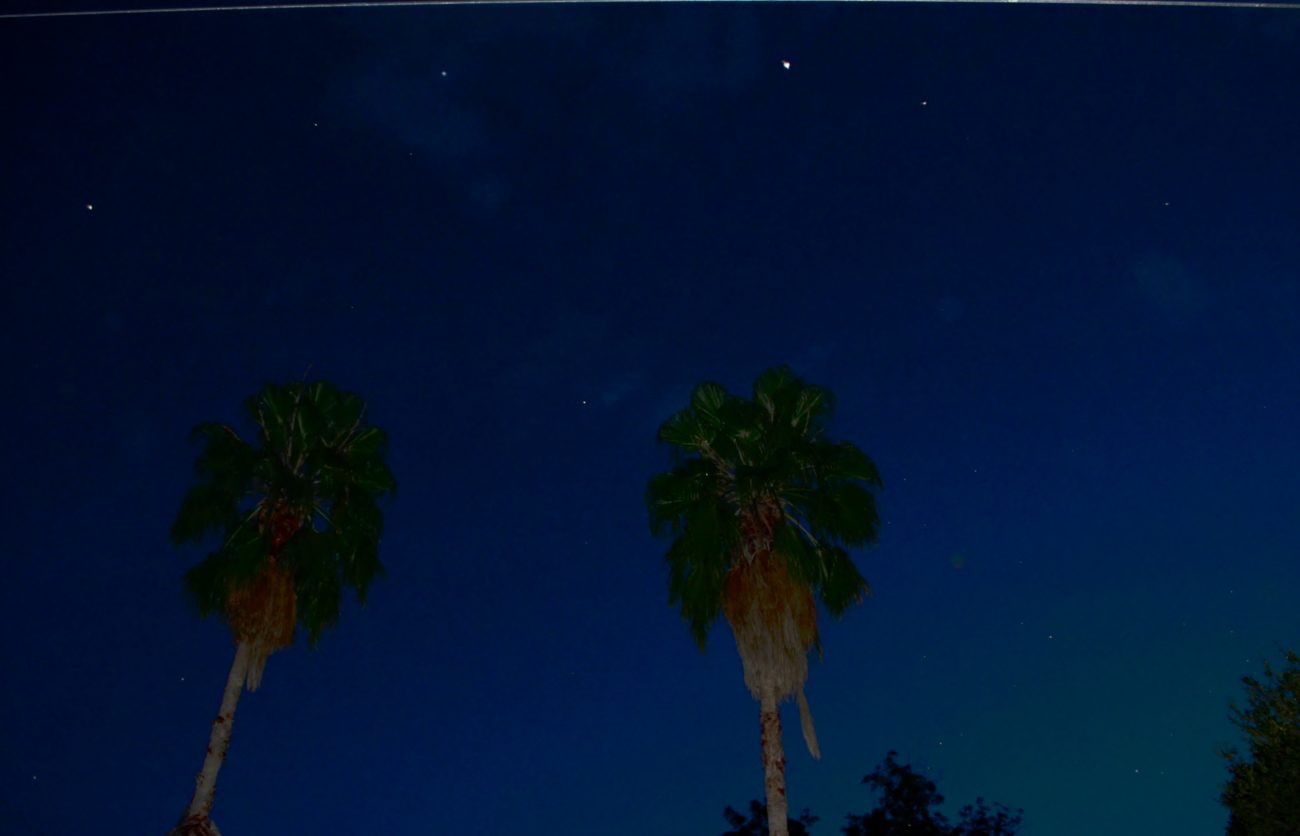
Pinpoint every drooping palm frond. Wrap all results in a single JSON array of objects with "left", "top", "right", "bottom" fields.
[{"left": 170, "top": 424, "right": 262, "bottom": 547}]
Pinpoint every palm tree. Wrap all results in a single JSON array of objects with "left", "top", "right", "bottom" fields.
[
  {"left": 167, "top": 380, "right": 395, "bottom": 836},
  {"left": 646, "top": 366, "right": 882, "bottom": 836}
]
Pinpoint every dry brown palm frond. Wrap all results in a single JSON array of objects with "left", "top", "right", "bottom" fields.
[
  {"left": 797, "top": 686, "right": 820, "bottom": 760},
  {"left": 722, "top": 549, "right": 822, "bottom": 757},
  {"left": 227, "top": 559, "right": 296, "bottom": 691}
]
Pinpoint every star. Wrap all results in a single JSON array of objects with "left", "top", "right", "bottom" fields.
[
  {"left": 781, "top": 60, "right": 791, "bottom": 70},
  {"left": 86, "top": 203, "right": 94, "bottom": 211}
]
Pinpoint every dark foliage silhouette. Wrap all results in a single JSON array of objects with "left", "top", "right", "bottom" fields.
[
  {"left": 842, "top": 751, "right": 1023, "bottom": 836},
  {"left": 721, "top": 799, "right": 819, "bottom": 836},
  {"left": 1221, "top": 648, "right": 1300, "bottom": 835}
]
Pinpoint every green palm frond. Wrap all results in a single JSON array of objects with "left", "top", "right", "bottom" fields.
[
  {"left": 330, "top": 489, "right": 386, "bottom": 605},
  {"left": 170, "top": 424, "right": 261, "bottom": 546},
  {"left": 810, "top": 440, "right": 882, "bottom": 485},
  {"left": 815, "top": 545, "right": 871, "bottom": 616},
  {"left": 182, "top": 525, "right": 267, "bottom": 619},
  {"left": 689, "top": 382, "right": 732, "bottom": 435},
  {"left": 280, "top": 528, "right": 344, "bottom": 645},
  {"left": 170, "top": 483, "right": 246, "bottom": 546},
  {"left": 800, "top": 482, "right": 880, "bottom": 547},
  {"left": 664, "top": 498, "right": 737, "bottom": 647},
  {"left": 646, "top": 459, "right": 718, "bottom": 535}
]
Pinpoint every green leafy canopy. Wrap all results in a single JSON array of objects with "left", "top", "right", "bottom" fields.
[
  {"left": 645, "top": 365, "right": 882, "bottom": 648},
  {"left": 172, "top": 379, "right": 396, "bottom": 644},
  {"left": 1221, "top": 648, "right": 1300, "bottom": 835}
]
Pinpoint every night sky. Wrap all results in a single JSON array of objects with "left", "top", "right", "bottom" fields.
[{"left": 2, "top": 2, "right": 1299, "bottom": 834}]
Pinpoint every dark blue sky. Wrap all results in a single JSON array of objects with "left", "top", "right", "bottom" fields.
[{"left": 2, "top": 2, "right": 1298, "bottom": 834}]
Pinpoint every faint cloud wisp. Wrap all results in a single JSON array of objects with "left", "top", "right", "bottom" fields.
[{"left": 1131, "top": 253, "right": 1211, "bottom": 326}]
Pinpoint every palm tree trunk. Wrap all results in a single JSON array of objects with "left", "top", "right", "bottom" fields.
[
  {"left": 169, "top": 641, "right": 251, "bottom": 836},
  {"left": 760, "top": 694, "right": 789, "bottom": 836}
]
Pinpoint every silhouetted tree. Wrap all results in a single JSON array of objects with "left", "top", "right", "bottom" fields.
[
  {"left": 1221, "top": 648, "right": 1300, "bottom": 835},
  {"left": 842, "top": 752, "right": 1022, "bottom": 836},
  {"left": 843, "top": 751, "right": 949, "bottom": 836},
  {"left": 722, "top": 799, "right": 819, "bottom": 836}
]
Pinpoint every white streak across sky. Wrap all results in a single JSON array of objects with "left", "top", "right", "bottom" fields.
[{"left": 4, "top": 0, "right": 1300, "bottom": 21}]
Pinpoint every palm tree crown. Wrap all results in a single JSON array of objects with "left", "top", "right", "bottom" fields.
[
  {"left": 172, "top": 379, "right": 395, "bottom": 687},
  {"left": 646, "top": 365, "right": 882, "bottom": 754}
]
